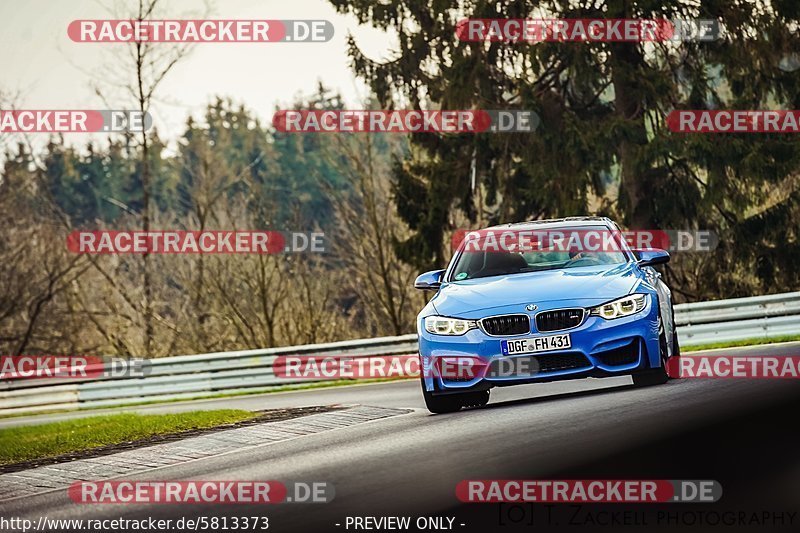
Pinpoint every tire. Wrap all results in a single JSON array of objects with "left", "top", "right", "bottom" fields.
[
  {"left": 669, "top": 300, "right": 681, "bottom": 359},
  {"left": 632, "top": 319, "right": 670, "bottom": 387},
  {"left": 420, "top": 377, "right": 490, "bottom": 414},
  {"left": 672, "top": 329, "right": 681, "bottom": 358}
]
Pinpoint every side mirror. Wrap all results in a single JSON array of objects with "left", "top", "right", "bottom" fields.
[
  {"left": 414, "top": 269, "right": 445, "bottom": 290},
  {"left": 636, "top": 249, "right": 670, "bottom": 267}
]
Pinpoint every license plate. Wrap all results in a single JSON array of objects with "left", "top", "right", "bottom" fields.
[{"left": 501, "top": 334, "right": 571, "bottom": 355}]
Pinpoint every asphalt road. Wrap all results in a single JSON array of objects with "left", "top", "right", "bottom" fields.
[{"left": 2, "top": 342, "right": 800, "bottom": 533}]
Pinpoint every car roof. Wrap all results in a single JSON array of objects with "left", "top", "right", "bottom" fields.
[{"left": 484, "top": 216, "right": 617, "bottom": 231}]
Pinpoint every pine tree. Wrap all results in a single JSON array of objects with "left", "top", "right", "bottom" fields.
[{"left": 330, "top": 0, "right": 800, "bottom": 297}]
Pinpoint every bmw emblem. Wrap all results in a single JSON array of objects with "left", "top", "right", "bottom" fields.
[{"left": 525, "top": 304, "right": 538, "bottom": 311}]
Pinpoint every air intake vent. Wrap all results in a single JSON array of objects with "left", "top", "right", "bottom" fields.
[
  {"left": 536, "top": 309, "right": 585, "bottom": 332},
  {"left": 487, "top": 352, "right": 591, "bottom": 376},
  {"left": 596, "top": 340, "right": 640, "bottom": 366},
  {"left": 536, "top": 352, "right": 592, "bottom": 372},
  {"left": 481, "top": 315, "right": 530, "bottom": 336}
]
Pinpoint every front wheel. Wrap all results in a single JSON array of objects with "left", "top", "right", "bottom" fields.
[
  {"left": 420, "top": 377, "right": 490, "bottom": 413},
  {"left": 672, "top": 329, "right": 681, "bottom": 358},
  {"left": 632, "top": 321, "right": 669, "bottom": 387}
]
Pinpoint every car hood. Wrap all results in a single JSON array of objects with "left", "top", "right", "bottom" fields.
[{"left": 431, "top": 262, "right": 641, "bottom": 316}]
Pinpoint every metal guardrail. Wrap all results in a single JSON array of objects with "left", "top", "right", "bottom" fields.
[
  {"left": 0, "top": 335, "right": 418, "bottom": 416},
  {"left": 2, "top": 292, "right": 799, "bottom": 416},
  {"left": 674, "top": 291, "right": 800, "bottom": 345}
]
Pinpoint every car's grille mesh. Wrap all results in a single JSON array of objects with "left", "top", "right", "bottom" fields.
[
  {"left": 536, "top": 352, "right": 591, "bottom": 372},
  {"left": 596, "top": 340, "right": 640, "bottom": 366},
  {"left": 481, "top": 315, "right": 530, "bottom": 336},
  {"left": 443, "top": 374, "right": 478, "bottom": 382},
  {"left": 536, "top": 309, "right": 584, "bottom": 332},
  {"left": 487, "top": 352, "right": 591, "bottom": 377}
]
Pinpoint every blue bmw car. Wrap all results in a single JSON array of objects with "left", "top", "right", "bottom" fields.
[{"left": 414, "top": 217, "right": 678, "bottom": 413}]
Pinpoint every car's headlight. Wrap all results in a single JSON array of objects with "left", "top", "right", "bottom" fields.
[
  {"left": 424, "top": 316, "right": 478, "bottom": 335},
  {"left": 589, "top": 294, "right": 648, "bottom": 320}
]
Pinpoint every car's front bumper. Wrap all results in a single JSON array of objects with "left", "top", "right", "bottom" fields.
[{"left": 419, "top": 298, "right": 661, "bottom": 394}]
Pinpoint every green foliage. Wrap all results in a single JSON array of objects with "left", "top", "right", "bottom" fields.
[{"left": 25, "top": 92, "right": 352, "bottom": 232}]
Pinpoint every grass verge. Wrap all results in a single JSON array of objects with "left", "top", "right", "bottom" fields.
[{"left": 0, "top": 409, "right": 257, "bottom": 466}]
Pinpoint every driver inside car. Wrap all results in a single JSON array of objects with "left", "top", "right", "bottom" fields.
[
  {"left": 565, "top": 249, "right": 618, "bottom": 266},
  {"left": 567, "top": 249, "right": 588, "bottom": 262}
]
